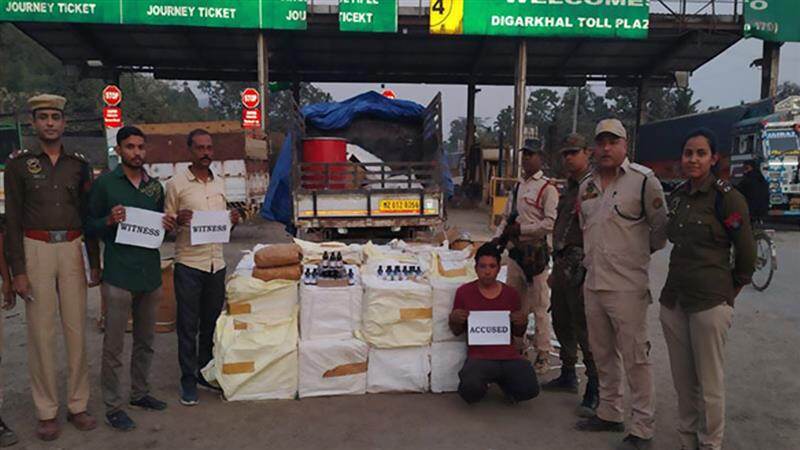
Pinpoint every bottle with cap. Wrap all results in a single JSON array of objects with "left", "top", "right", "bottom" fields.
[
  {"left": 310, "top": 268, "right": 318, "bottom": 285},
  {"left": 347, "top": 268, "right": 355, "bottom": 285},
  {"left": 377, "top": 265, "right": 384, "bottom": 280}
]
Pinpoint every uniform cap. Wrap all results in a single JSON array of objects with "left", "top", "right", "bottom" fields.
[
  {"left": 519, "top": 137, "right": 543, "bottom": 154},
  {"left": 28, "top": 94, "right": 67, "bottom": 113},
  {"left": 594, "top": 119, "right": 627, "bottom": 140},
  {"left": 559, "top": 133, "right": 588, "bottom": 153}
]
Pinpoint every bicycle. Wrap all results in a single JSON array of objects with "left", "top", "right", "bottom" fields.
[{"left": 751, "top": 224, "right": 777, "bottom": 292}]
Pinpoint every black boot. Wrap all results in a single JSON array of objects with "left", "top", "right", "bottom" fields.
[
  {"left": 576, "top": 375, "right": 599, "bottom": 418},
  {"left": 542, "top": 366, "right": 578, "bottom": 393}
]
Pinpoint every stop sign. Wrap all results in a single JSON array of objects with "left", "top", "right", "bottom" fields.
[
  {"left": 102, "top": 85, "right": 122, "bottom": 107},
  {"left": 241, "top": 88, "right": 260, "bottom": 109}
]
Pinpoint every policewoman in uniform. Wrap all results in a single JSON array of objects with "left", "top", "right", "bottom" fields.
[
  {"left": 576, "top": 119, "right": 668, "bottom": 450},
  {"left": 3, "top": 95, "right": 100, "bottom": 441},
  {"left": 659, "top": 128, "right": 756, "bottom": 450}
]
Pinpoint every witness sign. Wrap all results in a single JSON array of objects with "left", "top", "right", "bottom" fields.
[
  {"left": 190, "top": 210, "right": 232, "bottom": 245},
  {"left": 467, "top": 311, "right": 511, "bottom": 346},
  {"left": 115, "top": 207, "right": 165, "bottom": 249}
]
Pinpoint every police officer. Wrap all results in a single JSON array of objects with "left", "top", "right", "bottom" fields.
[
  {"left": 492, "top": 138, "right": 558, "bottom": 374},
  {"left": 575, "top": 119, "right": 668, "bottom": 450},
  {"left": 659, "top": 128, "right": 756, "bottom": 450},
  {"left": 3, "top": 95, "right": 100, "bottom": 441},
  {"left": 542, "top": 133, "right": 599, "bottom": 418}
]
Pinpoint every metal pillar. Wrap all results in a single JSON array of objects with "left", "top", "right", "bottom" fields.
[
  {"left": 512, "top": 40, "right": 527, "bottom": 179},
  {"left": 465, "top": 81, "right": 477, "bottom": 185},
  {"left": 292, "top": 79, "right": 301, "bottom": 105},
  {"left": 571, "top": 87, "right": 580, "bottom": 133},
  {"left": 761, "top": 41, "right": 782, "bottom": 99},
  {"left": 257, "top": 32, "right": 270, "bottom": 132},
  {"left": 633, "top": 80, "right": 649, "bottom": 160}
]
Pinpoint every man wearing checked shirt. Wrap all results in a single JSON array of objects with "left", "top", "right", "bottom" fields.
[{"left": 165, "top": 129, "right": 240, "bottom": 406}]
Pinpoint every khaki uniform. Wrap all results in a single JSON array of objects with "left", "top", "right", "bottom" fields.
[
  {"left": 551, "top": 170, "right": 595, "bottom": 376},
  {"left": 3, "top": 146, "right": 99, "bottom": 420},
  {"left": 659, "top": 176, "right": 756, "bottom": 450},
  {"left": 578, "top": 158, "right": 668, "bottom": 439},
  {"left": 496, "top": 170, "right": 558, "bottom": 354}
]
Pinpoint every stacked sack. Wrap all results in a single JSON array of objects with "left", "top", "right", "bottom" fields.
[
  {"left": 358, "top": 251, "right": 433, "bottom": 394},
  {"left": 252, "top": 243, "right": 303, "bottom": 282},
  {"left": 201, "top": 244, "right": 302, "bottom": 401},
  {"left": 429, "top": 248, "right": 475, "bottom": 393},
  {"left": 298, "top": 258, "right": 367, "bottom": 398}
]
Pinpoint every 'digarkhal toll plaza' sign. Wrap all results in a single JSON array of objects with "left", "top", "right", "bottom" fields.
[{"left": 430, "top": 0, "right": 650, "bottom": 38}]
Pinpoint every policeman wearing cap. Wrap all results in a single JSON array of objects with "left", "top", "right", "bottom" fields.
[
  {"left": 3, "top": 94, "right": 100, "bottom": 441},
  {"left": 575, "top": 119, "right": 668, "bottom": 450},
  {"left": 542, "top": 133, "right": 599, "bottom": 417},
  {"left": 492, "top": 138, "right": 558, "bottom": 375}
]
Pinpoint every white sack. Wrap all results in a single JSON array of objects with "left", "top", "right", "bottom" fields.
[
  {"left": 366, "top": 346, "right": 430, "bottom": 393},
  {"left": 431, "top": 278, "right": 467, "bottom": 343},
  {"left": 430, "top": 341, "right": 468, "bottom": 393},
  {"left": 300, "top": 282, "right": 362, "bottom": 341},
  {"left": 225, "top": 276, "right": 298, "bottom": 319},
  {"left": 357, "top": 275, "right": 433, "bottom": 348},
  {"left": 298, "top": 338, "right": 369, "bottom": 398}
]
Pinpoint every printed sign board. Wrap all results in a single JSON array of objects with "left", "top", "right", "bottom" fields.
[
  {"left": 114, "top": 207, "right": 165, "bottom": 249},
  {"left": 339, "top": 0, "right": 397, "bottom": 33},
  {"left": 744, "top": 0, "right": 799, "bottom": 42},
  {"left": 190, "top": 210, "right": 231, "bottom": 245},
  {"left": 467, "top": 310, "right": 511, "bottom": 346}
]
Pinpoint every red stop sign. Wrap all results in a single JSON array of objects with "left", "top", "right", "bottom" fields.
[
  {"left": 102, "top": 85, "right": 122, "bottom": 107},
  {"left": 241, "top": 88, "right": 260, "bottom": 109}
]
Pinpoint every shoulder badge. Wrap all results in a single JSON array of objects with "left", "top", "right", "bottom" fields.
[
  {"left": 581, "top": 181, "right": 600, "bottom": 201},
  {"left": 714, "top": 178, "right": 732, "bottom": 194},
  {"left": 628, "top": 162, "right": 654, "bottom": 176},
  {"left": 8, "top": 149, "right": 29, "bottom": 160},
  {"left": 26, "top": 158, "right": 42, "bottom": 174},
  {"left": 723, "top": 211, "right": 742, "bottom": 231}
]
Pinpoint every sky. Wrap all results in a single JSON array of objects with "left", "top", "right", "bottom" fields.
[{"left": 309, "top": 39, "right": 799, "bottom": 137}]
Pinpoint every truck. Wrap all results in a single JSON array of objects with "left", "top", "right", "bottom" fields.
[
  {"left": 134, "top": 121, "right": 270, "bottom": 217},
  {"left": 636, "top": 96, "right": 800, "bottom": 218},
  {"left": 285, "top": 92, "right": 447, "bottom": 241}
]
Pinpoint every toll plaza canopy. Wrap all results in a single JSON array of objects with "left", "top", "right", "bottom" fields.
[{"left": 8, "top": 5, "right": 743, "bottom": 87}]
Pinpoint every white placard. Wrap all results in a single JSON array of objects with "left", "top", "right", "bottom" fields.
[
  {"left": 114, "top": 207, "right": 165, "bottom": 249},
  {"left": 467, "top": 311, "right": 511, "bottom": 346},
  {"left": 190, "top": 210, "right": 231, "bottom": 245}
]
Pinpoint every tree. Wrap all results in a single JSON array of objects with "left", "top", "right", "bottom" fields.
[
  {"left": 493, "top": 106, "right": 513, "bottom": 146},
  {"left": 525, "top": 88, "right": 560, "bottom": 136},
  {"left": 776, "top": 81, "right": 800, "bottom": 102}
]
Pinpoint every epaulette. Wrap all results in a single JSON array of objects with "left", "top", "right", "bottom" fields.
[
  {"left": 714, "top": 178, "right": 733, "bottom": 194},
  {"left": 673, "top": 180, "right": 690, "bottom": 192},
  {"left": 7, "top": 149, "right": 29, "bottom": 160},
  {"left": 628, "top": 162, "right": 654, "bottom": 176}
]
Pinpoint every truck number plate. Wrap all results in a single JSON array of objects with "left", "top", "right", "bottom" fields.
[{"left": 379, "top": 199, "right": 420, "bottom": 213}]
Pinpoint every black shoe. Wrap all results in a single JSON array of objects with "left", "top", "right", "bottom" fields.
[
  {"left": 130, "top": 395, "right": 168, "bottom": 411},
  {"left": 180, "top": 383, "right": 199, "bottom": 406},
  {"left": 575, "top": 415, "right": 625, "bottom": 433},
  {"left": 197, "top": 375, "right": 223, "bottom": 394},
  {"left": 576, "top": 376, "right": 599, "bottom": 418},
  {"left": 542, "top": 367, "right": 578, "bottom": 393},
  {"left": 617, "top": 434, "right": 652, "bottom": 450},
  {"left": 0, "top": 417, "right": 18, "bottom": 447},
  {"left": 105, "top": 410, "right": 136, "bottom": 432}
]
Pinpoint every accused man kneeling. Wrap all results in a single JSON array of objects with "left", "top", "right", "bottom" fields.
[{"left": 449, "top": 244, "right": 540, "bottom": 404}]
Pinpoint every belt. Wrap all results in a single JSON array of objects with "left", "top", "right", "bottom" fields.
[{"left": 24, "top": 230, "right": 82, "bottom": 243}]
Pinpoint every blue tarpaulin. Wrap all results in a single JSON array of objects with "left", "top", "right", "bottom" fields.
[{"left": 261, "top": 91, "right": 451, "bottom": 227}]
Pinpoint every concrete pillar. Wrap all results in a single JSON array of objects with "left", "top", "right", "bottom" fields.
[
  {"left": 512, "top": 40, "right": 527, "bottom": 179},
  {"left": 761, "top": 41, "right": 782, "bottom": 99},
  {"left": 257, "top": 32, "right": 270, "bottom": 132}
]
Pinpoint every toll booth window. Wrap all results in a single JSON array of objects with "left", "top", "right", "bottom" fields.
[{"left": 765, "top": 130, "right": 800, "bottom": 154}]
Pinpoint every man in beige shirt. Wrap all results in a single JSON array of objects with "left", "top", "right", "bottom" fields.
[
  {"left": 493, "top": 140, "right": 559, "bottom": 374},
  {"left": 575, "top": 119, "right": 668, "bottom": 450},
  {"left": 164, "top": 129, "right": 240, "bottom": 406}
]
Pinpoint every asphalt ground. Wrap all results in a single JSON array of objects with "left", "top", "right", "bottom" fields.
[{"left": 0, "top": 209, "right": 797, "bottom": 449}]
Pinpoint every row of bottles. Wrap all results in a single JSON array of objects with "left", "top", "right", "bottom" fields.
[
  {"left": 303, "top": 251, "right": 355, "bottom": 285},
  {"left": 376, "top": 265, "right": 422, "bottom": 282}
]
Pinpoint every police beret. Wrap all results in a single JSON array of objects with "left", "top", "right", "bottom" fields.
[{"left": 28, "top": 94, "right": 67, "bottom": 113}]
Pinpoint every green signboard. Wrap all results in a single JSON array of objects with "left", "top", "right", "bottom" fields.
[
  {"left": 122, "top": 0, "right": 259, "bottom": 28},
  {"left": 339, "top": 0, "right": 397, "bottom": 33},
  {"left": 0, "top": 0, "right": 307, "bottom": 29},
  {"left": 263, "top": 0, "right": 306, "bottom": 30},
  {"left": 0, "top": 0, "right": 121, "bottom": 24},
  {"left": 744, "top": 0, "right": 800, "bottom": 42},
  {"left": 431, "top": 0, "right": 649, "bottom": 39}
]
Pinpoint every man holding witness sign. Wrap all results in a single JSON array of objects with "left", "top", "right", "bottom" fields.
[
  {"left": 164, "top": 129, "right": 240, "bottom": 406},
  {"left": 449, "top": 244, "right": 539, "bottom": 405},
  {"left": 87, "top": 125, "right": 177, "bottom": 431}
]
